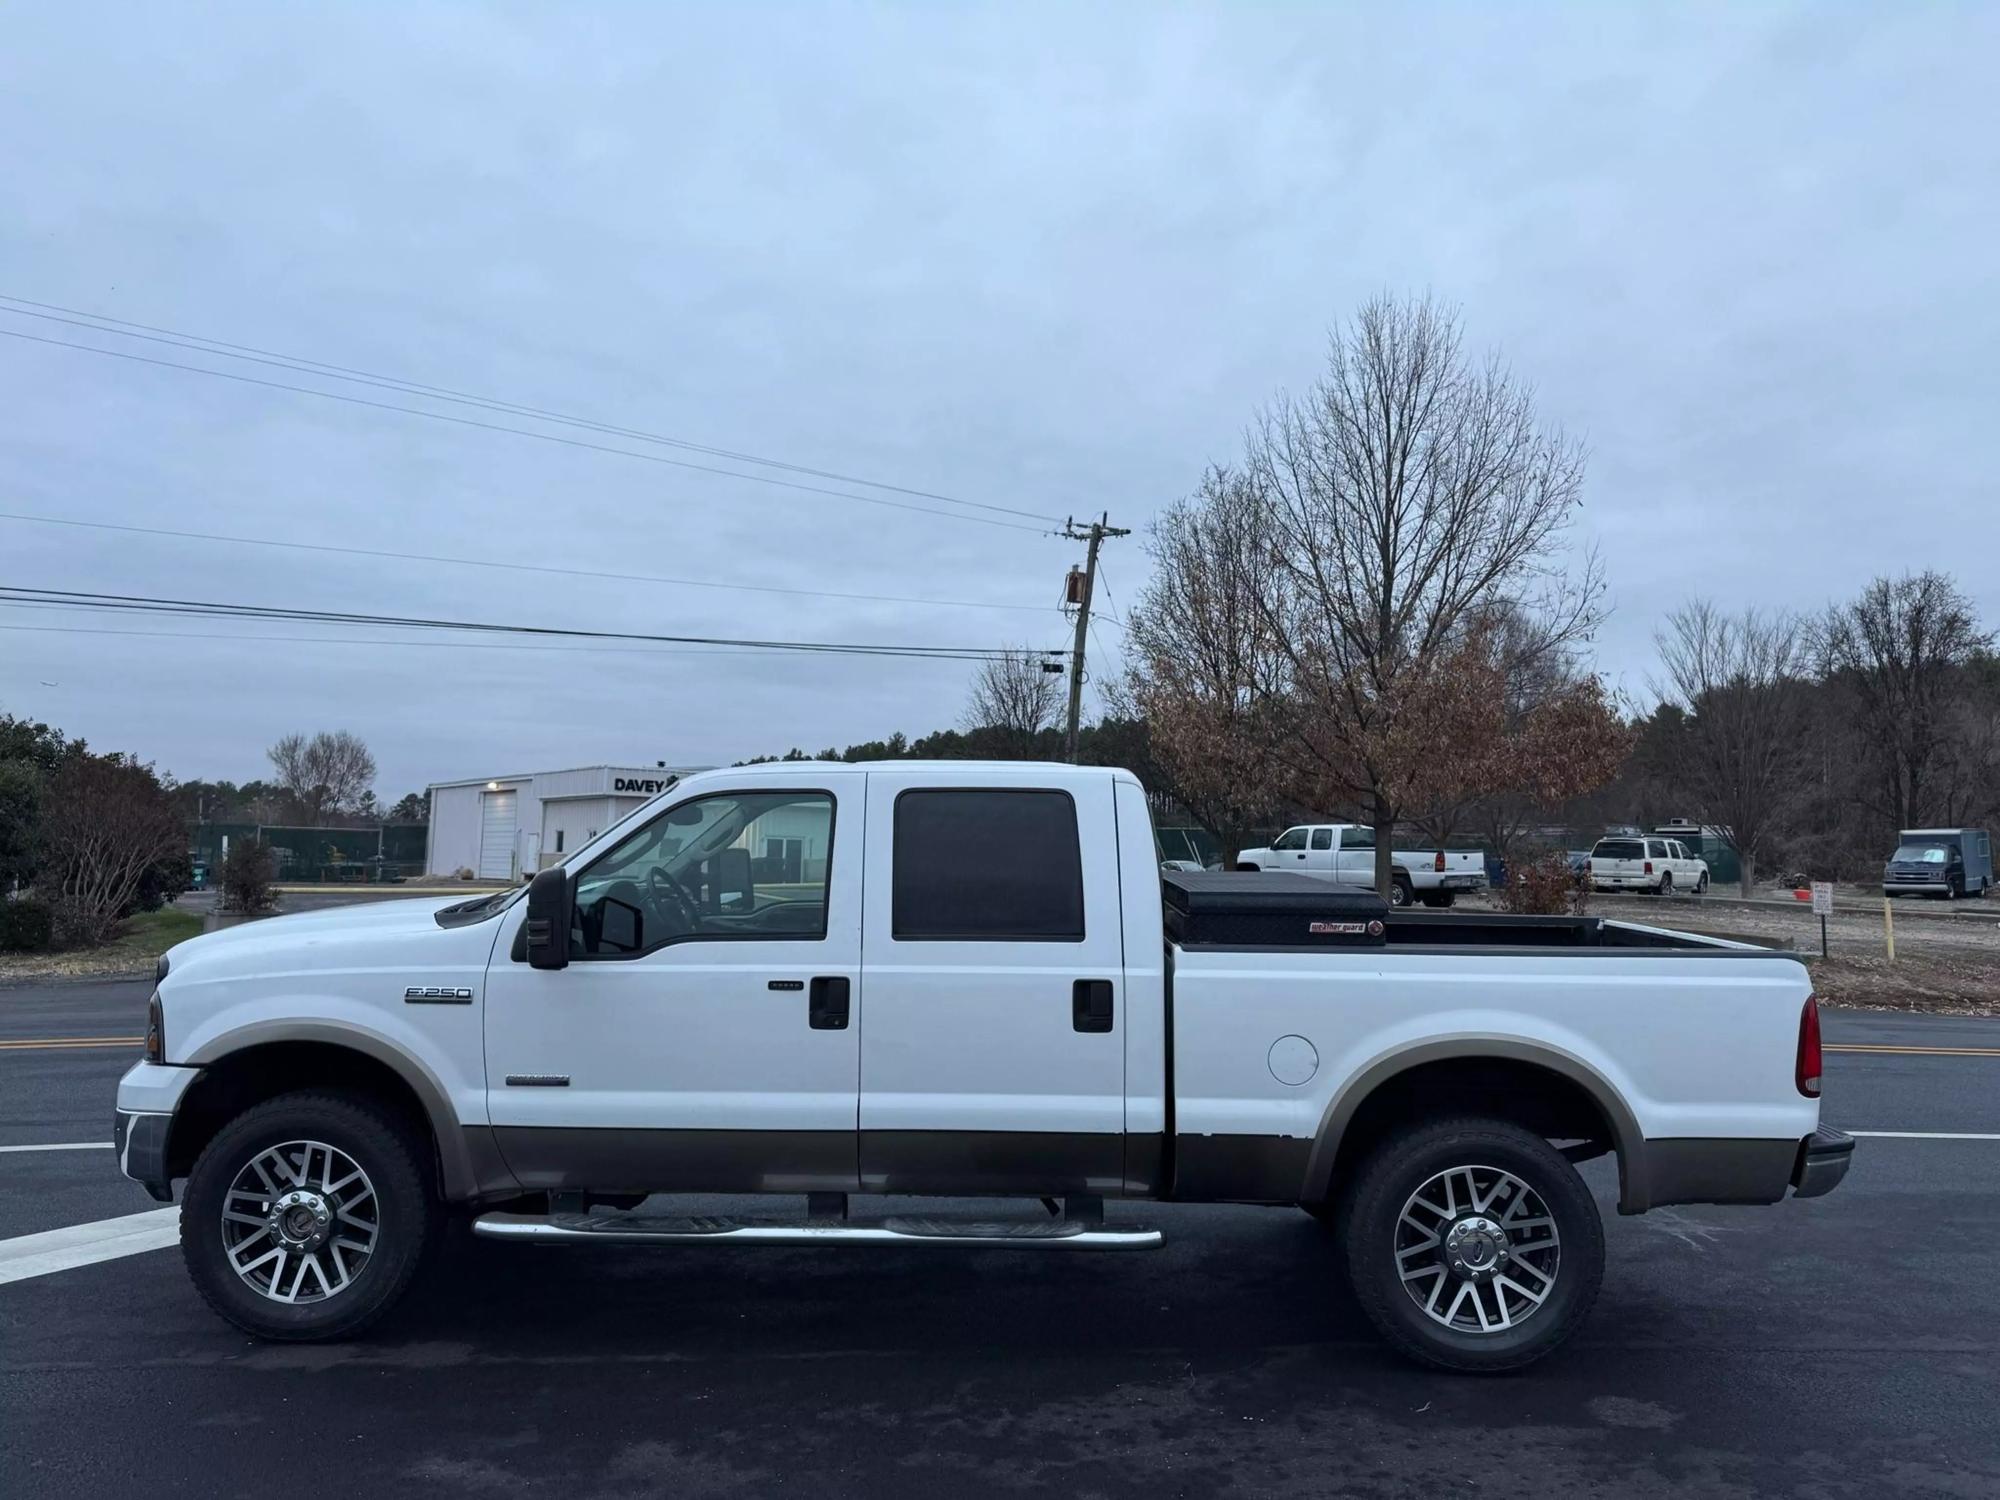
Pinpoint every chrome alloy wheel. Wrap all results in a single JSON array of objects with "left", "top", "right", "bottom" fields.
[
  {"left": 220, "top": 1140, "right": 379, "bottom": 1304},
  {"left": 1394, "top": 1164, "right": 1560, "bottom": 1334}
]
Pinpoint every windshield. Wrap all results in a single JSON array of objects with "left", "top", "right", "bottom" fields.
[{"left": 1892, "top": 843, "right": 1950, "bottom": 864}]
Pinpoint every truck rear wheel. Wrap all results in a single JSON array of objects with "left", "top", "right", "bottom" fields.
[
  {"left": 1341, "top": 1117, "right": 1604, "bottom": 1373},
  {"left": 181, "top": 1091, "right": 439, "bottom": 1341}
]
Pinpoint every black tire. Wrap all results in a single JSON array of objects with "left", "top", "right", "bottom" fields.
[
  {"left": 1418, "top": 891, "right": 1457, "bottom": 909},
  {"left": 1389, "top": 877, "right": 1413, "bottom": 908},
  {"left": 181, "top": 1090, "right": 439, "bottom": 1341},
  {"left": 1695, "top": 872, "right": 1709, "bottom": 895},
  {"left": 1657, "top": 873, "right": 1674, "bottom": 897},
  {"left": 1342, "top": 1117, "right": 1604, "bottom": 1373}
]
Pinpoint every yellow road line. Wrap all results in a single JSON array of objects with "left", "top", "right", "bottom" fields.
[
  {"left": 1826, "top": 1043, "right": 2000, "bottom": 1057},
  {"left": 0, "top": 1036, "right": 143, "bottom": 1051}
]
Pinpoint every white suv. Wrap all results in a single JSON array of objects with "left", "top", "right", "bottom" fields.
[{"left": 1590, "top": 836, "right": 1710, "bottom": 896}]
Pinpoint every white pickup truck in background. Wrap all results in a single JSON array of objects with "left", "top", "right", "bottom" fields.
[
  {"left": 116, "top": 761, "right": 1849, "bottom": 1372},
  {"left": 1234, "top": 822, "right": 1487, "bottom": 907}
]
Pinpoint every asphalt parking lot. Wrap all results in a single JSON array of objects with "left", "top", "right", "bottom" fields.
[{"left": 3, "top": 979, "right": 1997, "bottom": 1498}]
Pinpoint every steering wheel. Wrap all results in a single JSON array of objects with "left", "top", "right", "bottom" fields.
[{"left": 647, "top": 865, "right": 702, "bottom": 935}]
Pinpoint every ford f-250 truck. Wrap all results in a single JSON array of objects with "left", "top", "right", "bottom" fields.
[{"left": 115, "top": 761, "right": 1851, "bottom": 1371}]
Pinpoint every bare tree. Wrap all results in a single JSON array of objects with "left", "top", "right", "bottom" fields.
[
  {"left": 40, "top": 753, "right": 184, "bottom": 946},
  {"left": 1124, "top": 469, "right": 1291, "bottom": 862},
  {"left": 1243, "top": 293, "right": 1605, "bottom": 897},
  {"left": 962, "top": 650, "right": 1063, "bottom": 759},
  {"left": 1815, "top": 572, "right": 1994, "bottom": 831},
  {"left": 1653, "top": 600, "right": 1812, "bottom": 894},
  {"left": 267, "top": 730, "right": 378, "bottom": 826}
]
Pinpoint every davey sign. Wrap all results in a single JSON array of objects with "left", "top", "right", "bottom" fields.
[{"left": 612, "top": 774, "right": 679, "bottom": 796}]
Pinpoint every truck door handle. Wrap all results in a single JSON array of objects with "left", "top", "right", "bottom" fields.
[
  {"left": 808, "top": 976, "right": 849, "bottom": 1030},
  {"left": 1072, "top": 979, "right": 1114, "bottom": 1034}
]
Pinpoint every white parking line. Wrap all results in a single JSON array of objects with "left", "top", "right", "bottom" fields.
[
  {"left": 0, "top": 1208, "right": 179, "bottom": 1286},
  {"left": 0, "top": 1141, "right": 112, "bottom": 1153},
  {"left": 1845, "top": 1130, "right": 2000, "bottom": 1140}
]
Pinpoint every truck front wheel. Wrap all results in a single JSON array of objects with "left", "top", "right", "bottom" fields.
[
  {"left": 181, "top": 1091, "right": 439, "bottom": 1341},
  {"left": 1341, "top": 1117, "right": 1604, "bottom": 1373},
  {"left": 1389, "top": 877, "right": 1413, "bottom": 908}
]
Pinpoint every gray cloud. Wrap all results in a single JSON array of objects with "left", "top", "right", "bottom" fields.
[{"left": 3, "top": 2, "right": 1994, "bottom": 796}]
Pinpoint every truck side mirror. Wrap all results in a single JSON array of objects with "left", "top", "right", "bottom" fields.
[{"left": 524, "top": 867, "right": 572, "bottom": 971}]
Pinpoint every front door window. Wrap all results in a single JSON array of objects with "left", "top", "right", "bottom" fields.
[{"left": 571, "top": 790, "right": 834, "bottom": 956}]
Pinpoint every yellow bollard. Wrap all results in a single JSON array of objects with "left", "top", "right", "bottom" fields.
[{"left": 1883, "top": 897, "right": 1895, "bottom": 963}]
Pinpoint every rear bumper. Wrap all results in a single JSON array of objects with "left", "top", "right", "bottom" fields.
[
  {"left": 1623, "top": 1127, "right": 1855, "bottom": 1213},
  {"left": 1791, "top": 1125, "right": 1855, "bottom": 1199}
]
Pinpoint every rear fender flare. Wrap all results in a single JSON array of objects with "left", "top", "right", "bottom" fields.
[{"left": 1301, "top": 1036, "right": 1651, "bottom": 1213}]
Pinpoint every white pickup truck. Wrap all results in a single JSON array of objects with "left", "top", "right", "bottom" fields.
[
  {"left": 116, "top": 761, "right": 1850, "bottom": 1372},
  {"left": 1234, "top": 822, "right": 1487, "bottom": 908}
]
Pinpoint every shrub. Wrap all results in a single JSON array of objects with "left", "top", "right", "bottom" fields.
[
  {"left": 41, "top": 752, "right": 185, "bottom": 947},
  {"left": 0, "top": 897, "right": 54, "bottom": 953},
  {"left": 129, "top": 850, "right": 193, "bottom": 915},
  {"left": 1496, "top": 851, "right": 1591, "bottom": 916},
  {"left": 220, "top": 839, "right": 278, "bottom": 915}
]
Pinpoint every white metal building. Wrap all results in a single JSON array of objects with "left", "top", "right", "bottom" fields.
[{"left": 425, "top": 764, "right": 713, "bottom": 881}]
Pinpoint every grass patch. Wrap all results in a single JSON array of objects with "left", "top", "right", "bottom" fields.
[{"left": 0, "top": 906, "right": 205, "bottom": 983}]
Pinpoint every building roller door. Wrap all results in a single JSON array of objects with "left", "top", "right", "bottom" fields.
[{"left": 478, "top": 790, "right": 519, "bottom": 880}]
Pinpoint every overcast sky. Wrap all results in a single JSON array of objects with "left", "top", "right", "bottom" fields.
[{"left": 3, "top": 3, "right": 1995, "bottom": 799}]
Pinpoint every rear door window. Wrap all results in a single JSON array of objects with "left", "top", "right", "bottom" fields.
[
  {"left": 1309, "top": 827, "right": 1333, "bottom": 851},
  {"left": 892, "top": 789, "right": 1084, "bottom": 941}
]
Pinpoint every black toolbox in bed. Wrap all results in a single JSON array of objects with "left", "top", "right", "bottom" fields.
[{"left": 1162, "top": 870, "right": 1388, "bottom": 948}]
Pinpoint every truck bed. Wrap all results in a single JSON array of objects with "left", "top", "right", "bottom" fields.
[{"left": 1155, "top": 871, "right": 1814, "bottom": 1212}]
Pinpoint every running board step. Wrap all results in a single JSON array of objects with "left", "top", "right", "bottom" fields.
[{"left": 472, "top": 1211, "right": 1162, "bottom": 1251}]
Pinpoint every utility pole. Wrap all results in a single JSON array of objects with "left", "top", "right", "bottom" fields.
[{"left": 1062, "top": 512, "right": 1130, "bottom": 763}]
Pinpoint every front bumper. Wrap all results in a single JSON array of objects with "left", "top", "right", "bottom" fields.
[
  {"left": 113, "top": 1110, "right": 175, "bottom": 1202},
  {"left": 1791, "top": 1125, "right": 1855, "bottom": 1199},
  {"left": 113, "top": 1061, "right": 201, "bottom": 1204},
  {"left": 1882, "top": 882, "right": 1948, "bottom": 896}
]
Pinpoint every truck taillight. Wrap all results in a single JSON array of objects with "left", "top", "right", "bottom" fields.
[
  {"left": 1796, "top": 995, "right": 1822, "bottom": 1098},
  {"left": 1434, "top": 850, "right": 1446, "bottom": 872},
  {"left": 1643, "top": 860, "right": 1654, "bottom": 875}
]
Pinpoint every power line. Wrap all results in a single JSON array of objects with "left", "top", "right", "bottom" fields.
[
  {"left": 0, "top": 621, "right": 811, "bottom": 660},
  {"left": 0, "top": 510, "right": 1059, "bottom": 616},
  {"left": 1092, "top": 560, "right": 1128, "bottom": 629},
  {"left": 0, "top": 586, "right": 1065, "bottom": 664},
  {"left": 0, "top": 327, "right": 1054, "bottom": 535},
  {"left": 0, "top": 294, "right": 1066, "bottom": 526}
]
